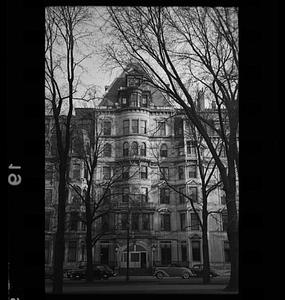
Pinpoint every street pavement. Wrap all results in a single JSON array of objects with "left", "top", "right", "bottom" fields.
[{"left": 45, "top": 275, "right": 235, "bottom": 294}]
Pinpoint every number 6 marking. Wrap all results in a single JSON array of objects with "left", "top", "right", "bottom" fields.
[{"left": 8, "top": 173, "right": 22, "bottom": 186}]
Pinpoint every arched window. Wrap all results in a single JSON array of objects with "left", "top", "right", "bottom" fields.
[
  {"left": 123, "top": 142, "right": 129, "bottom": 156},
  {"left": 103, "top": 143, "right": 112, "bottom": 157},
  {"left": 160, "top": 144, "right": 168, "bottom": 157},
  {"left": 131, "top": 141, "right": 138, "bottom": 155},
  {"left": 140, "top": 142, "right": 146, "bottom": 156}
]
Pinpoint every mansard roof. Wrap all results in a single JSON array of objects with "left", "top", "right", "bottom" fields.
[{"left": 99, "top": 64, "right": 172, "bottom": 108}]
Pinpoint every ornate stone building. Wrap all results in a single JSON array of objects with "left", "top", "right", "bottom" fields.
[{"left": 45, "top": 64, "right": 236, "bottom": 274}]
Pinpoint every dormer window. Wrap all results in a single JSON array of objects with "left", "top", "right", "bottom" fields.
[
  {"left": 127, "top": 75, "right": 142, "bottom": 87},
  {"left": 130, "top": 93, "right": 139, "bottom": 107},
  {"left": 141, "top": 92, "right": 150, "bottom": 107},
  {"left": 122, "top": 97, "right": 127, "bottom": 105}
]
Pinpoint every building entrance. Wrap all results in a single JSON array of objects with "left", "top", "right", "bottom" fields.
[{"left": 120, "top": 244, "right": 148, "bottom": 268}]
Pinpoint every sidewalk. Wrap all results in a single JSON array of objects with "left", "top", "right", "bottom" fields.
[{"left": 61, "top": 274, "right": 229, "bottom": 285}]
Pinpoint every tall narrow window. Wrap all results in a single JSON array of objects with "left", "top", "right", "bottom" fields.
[
  {"left": 179, "top": 186, "right": 186, "bottom": 204},
  {"left": 101, "top": 214, "right": 109, "bottom": 232},
  {"left": 140, "top": 142, "right": 146, "bottom": 156},
  {"left": 131, "top": 141, "right": 138, "bottom": 155},
  {"left": 72, "top": 163, "right": 81, "bottom": 180},
  {"left": 123, "top": 142, "right": 129, "bottom": 156},
  {"left": 121, "top": 97, "right": 127, "bottom": 106},
  {"left": 103, "top": 143, "right": 112, "bottom": 157},
  {"left": 130, "top": 93, "right": 139, "bottom": 107},
  {"left": 70, "top": 212, "right": 79, "bottom": 231},
  {"left": 103, "top": 121, "right": 111, "bottom": 136},
  {"left": 224, "top": 241, "right": 231, "bottom": 263},
  {"left": 160, "top": 188, "right": 170, "bottom": 204},
  {"left": 189, "top": 162, "right": 197, "bottom": 178},
  {"left": 189, "top": 187, "right": 198, "bottom": 203},
  {"left": 190, "top": 212, "right": 200, "bottom": 231},
  {"left": 141, "top": 187, "right": 148, "bottom": 203},
  {"left": 174, "top": 117, "right": 183, "bottom": 136},
  {"left": 160, "top": 241, "right": 171, "bottom": 265},
  {"left": 221, "top": 194, "right": 226, "bottom": 205},
  {"left": 142, "top": 213, "right": 150, "bottom": 230},
  {"left": 160, "top": 144, "right": 168, "bottom": 157},
  {"left": 161, "top": 214, "right": 171, "bottom": 231},
  {"left": 121, "top": 213, "right": 128, "bottom": 230},
  {"left": 141, "top": 94, "right": 148, "bottom": 107},
  {"left": 160, "top": 167, "right": 169, "bottom": 180},
  {"left": 178, "top": 166, "right": 185, "bottom": 180},
  {"left": 140, "top": 120, "right": 147, "bottom": 133},
  {"left": 103, "top": 166, "right": 111, "bottom": 180},
  {"left": 140, "top": 165, "right": 148, "bottom": 179},
  {"left": 192, "top": 241, "right": 201, "bottom": 262},
  {"left": 67, "top": 241, "right": 77, "bottom": 262},
  {"left": 71, "top": 186, "right": 81, "bottom": 204},
  {"left": 132, "top": 120, "right": 139, "bottom": 133},
  {"left": 181, "top": 241, "right": 187, "bottom": 263},
  {"left": 187, "top": 141, "right": 196, "bottom": 156},
  {"left": 131, "top": 213, "right": 139, "bottom": 231},
  {"left": 180, "top": 212, "right": 186, "bottom": 231},
  {"left": 103, "top": 188, "right": 111, "bottom": 205},
  {"left": 122, "top": 187, "right": 129, "bottom": 202},
  {"left": 122, "top": 166, "right": 129, "bottom": 180},
  {"left": 158, "top": 121, "right": 166, "bottom": 136},
  {"left": 178, "top": 146, "right": 184, "bottom": 156},
  {"left": 123, "top": 120, "right": 130, "bottom": 135}
]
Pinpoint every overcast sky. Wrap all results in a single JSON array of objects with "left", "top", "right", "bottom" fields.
[{"left": 72, "top": 6, "right": 122, "bottom": 107}]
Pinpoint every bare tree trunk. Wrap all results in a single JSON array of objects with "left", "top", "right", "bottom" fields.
[
  {"left": 201, "top": 187, "right": 210, "bottom": 284},
  {"left": 85, "top": 191, "right": 94, "bottom": 283},
  {"left": 52, "top": 166, "right": 67, "bottom": 293},
  {"left": 225, "top": 190, "right": 239, "bottom": 291},
  {"left": 85, "top": 222, "right": 93, "bottom": 282}
]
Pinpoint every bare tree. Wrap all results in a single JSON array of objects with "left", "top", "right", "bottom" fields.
[
  {"left": 67, "top": 109, "right": 144, "bottom": 282},
  {"left": 149, "top": 113, "right": 223, "bottom": 283},
  {"left": 102, "top": 7, "right": 238, "bottom": 291},
  {"left": 45, "top": 6, "right": 94, "bottom": 293}
]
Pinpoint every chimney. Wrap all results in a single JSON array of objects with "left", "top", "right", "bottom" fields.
[{"left": 105, "top": 85, "right": 109, "bottom": 92}]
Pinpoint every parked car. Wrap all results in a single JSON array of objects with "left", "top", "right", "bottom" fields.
[
  {"left": 67, "top": 264, "right": 116, "bottom": 280},
  {"left": 153, "top": 265, "right": 195, "bottom": 279},
  {"left": 190, "top": 264, "right": 219, "bottom": 278}
]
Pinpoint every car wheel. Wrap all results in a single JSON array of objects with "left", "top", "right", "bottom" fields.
[
  {"left": 182, "top": 272, "right": 190, "bottom": 279},
  {"left": 156, "top": 272, "right": 164, "bottom": 279}
]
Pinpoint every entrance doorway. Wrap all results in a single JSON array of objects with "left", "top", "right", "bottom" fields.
[
  {"left": 120, "top": 244, "right": 148, "bottom": 268},
  {"left": 100, "top": 246, "right": 109, "bottom": 265},
  {"left": 141, "top": 252, "right": 146, "bottom": 268}
]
